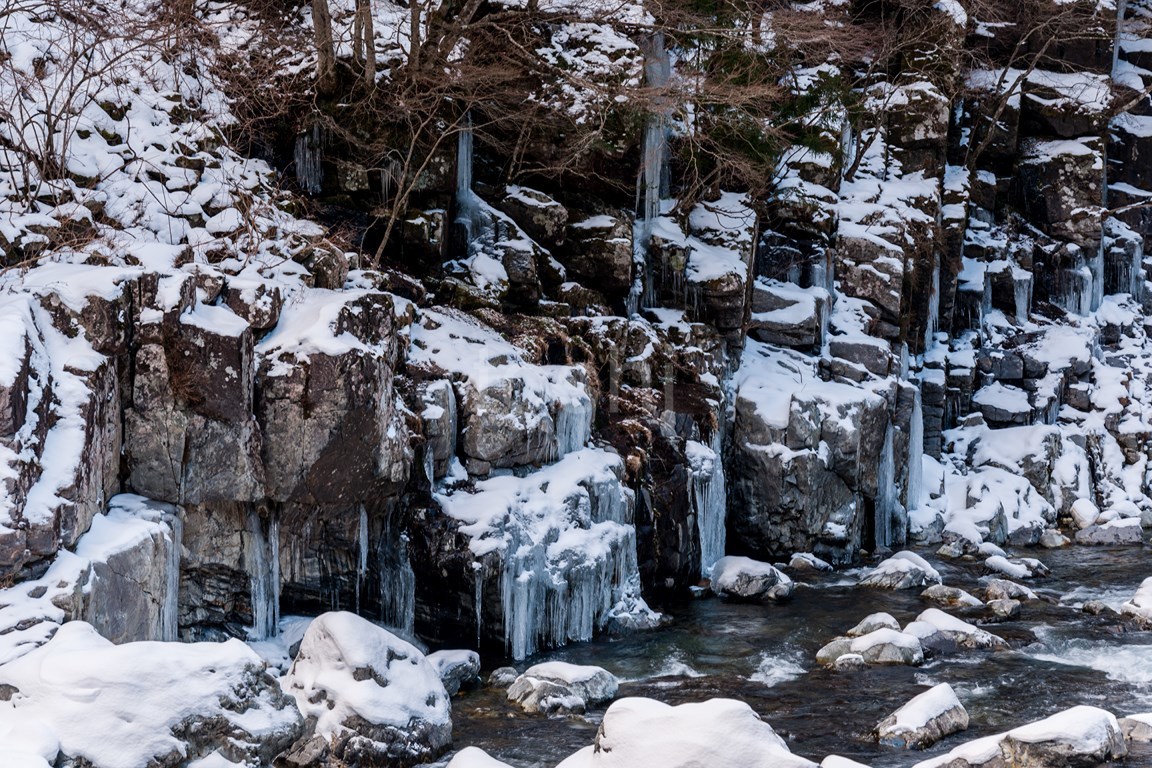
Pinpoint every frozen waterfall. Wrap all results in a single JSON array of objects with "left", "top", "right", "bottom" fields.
[
  {"left": 245, "top": 507, "right": 280, "bottom": 641},
  {"left": 687, "top": 435, "right": 727, "bottom": 576}
]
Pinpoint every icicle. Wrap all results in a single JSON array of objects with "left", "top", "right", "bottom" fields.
[
  {"left": 1090, "top": 241, "right": 1105, "bottom": 312},
  {"left": 553, "top": 396, "right": 593, "bottom": 460},
  {"left": 899, "top": 343, "right": 910, "bottom": 380},
  {"left": 924, "top": 260, "right": 940, "bottom": 351},
  {"left": 270, "top": 513, "right": 280, "bottom": 634},
  {"left": 873, "top": 423, "right": 902, "bottom": 549},
  {"left": 687, "top": 435, "right": 727, "bottom": 576},
  {"left": 245, "top": 507, "right": 277, "bottom": 640},
  {"left": 454, "top": 114, "right": 478, "bottom": 248},
  {"left": 380, "top": 530, "right": 416, "bottom": 636},
  {"left": 473, "top": 560, "right": 484, "bottom": 647},
  {"left": 294, "top": 123, "right": 324, "bottom": 195},
  {"left": 1014, "top": 274, "right": 1032, "bottom": 325},
  {"left": 906, "top": 389, "right": 924, "bottom": 513},
  {"left": 356, "top": 505, "right": 369, "bottom": 613},
  {"left": 160, "top": 511, "right": 183, "bottom": 642}
]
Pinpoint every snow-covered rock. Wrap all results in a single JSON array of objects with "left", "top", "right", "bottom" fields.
[
  {"left": 982, "top": 578, "right": 1038, "bottom": 601},
  {"left": 507, "top": 662, "right": 619, "bottom": 715},
  {"left": 488, "top": 667, "right": 520, "bottom": 688},
  {"left": 1121, "top": 577, "right": 1152, "bottom": 627},
  {"left": 280, "top": 612, "right": 451, "bottom": 767},
  {"left": 1070, "top": 499, "right": 1101, "bottom": 530},
  {"left": 1119, "top": 713, "right": 1152, "bottom": 742},
  {"left": 710, "top": 556, "right": 794, "bottom": 601},
  {"left": 1075, "top": 518, "right": 1144, "bottom": 546},
  {"left": 847, "top": 612, "right": 901, "bottom": 637},
  {"left": 556, "top": 697, "right": 818, "bottom": 768},
  {"left": 789, "top": 552, "right": 834, "bottom": 573},
  {"left": 921, "top": 585, "right": 983, "bottom": 608},
  {"left": 912, "top": 706, "right": 1125, "bottom": 768},
  {"left": 904, "top": 609, "right": 1007, "bottom": 651},
  {"left": 875, "top": 683, "right": 969, "bottom": 749},
  {"left": 860, "top": 552, "right": 942, "bottom": 590},
  {"left": 817, "top": 628, "right": 925, "bottom": 666},
  {"left": 986, "top": 599, "right": 1021, "bottom": 620},
  {"left": 984, "top": 555, "right": 1048, "bottom": 580},
  {"left": 0, "top": 622, "right": 301, "bottom": 768},
  {"left": 428, "top": 650, "right": 482, "bottom": 696},
  {"left": 447, "top": 746, "right": 517, "bottom": 768}
]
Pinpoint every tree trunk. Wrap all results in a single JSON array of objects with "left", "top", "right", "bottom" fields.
[
  {"left": 313, "top": 0, "right": 336, "bottom": 94},
  {"left": 358, "top": 0, "right": 377, "bottom": 88}
]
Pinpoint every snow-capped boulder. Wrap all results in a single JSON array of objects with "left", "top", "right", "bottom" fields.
[
  {"left": 556, "top": 697, "right": 818, "bottom": 768},
  {"left": 912, "top": 706, "right": 1125, "bottom": 768},
  {"left": 448, "top": 746, "right": 518, "bottom": 767},
  {"left": 428, "top": 650, "right": 482, "bottom": 696},
  {"left": 789, "top": 552, "right": 834, "bottom": 573},
  {"left": 984, "top": 555, "right": 1048, "bottom": 580},
  {"left": 982, "top": 578, "right": 1038, "bottom": 601},
  {"left": 1121, "top": 577, "right": 1152, "bottom": 627},
  {"left": 1119, "top": 713, "right": 1152, "bottom": 742},
  {"left": 921, "top": 585, "right": 983, "bottom": 608},
  {"left": 986, "top": 599, "right": 1021, "bottom": 620},
  {"left": 280, "top": 612, "right": 451, "bottom": 768},
  {"left": 710, "top": 556, "right": 794, "bottom": 601},
  {"left": 1070, "top": 498, "right": 1101, "bottom": 529},
  {"left": 1075, "top": 518, "right": 1144, "bottom": 546},
  {"left": 860, "top": 552, "right": 942, "bottom": 590},
  {"left": 1039, "top": 529, "right": 1071, "bottom": 548},
  {"left": 904, "top": 609, "right": 1007, "bottom": 651},
  {"left": 847, "top": 612, "right": 901, "bottom": 637},
  {"left": 507, "top": 662, "right": 619, "bottom": 715},
  {"left": 817, "top": 628, "right": 924, "bottom": 667},
  {"left": 0, "top": 622, "right": 301, "bottom": 768},
  {"left": 875, "top": 683, "right": 969, "bottom": 749},
  {"left": 488, "top": 667, "right": 520, "bottom": 687},
  {"left": 822, "top": 758, "right": 872, "bottom": 768}
]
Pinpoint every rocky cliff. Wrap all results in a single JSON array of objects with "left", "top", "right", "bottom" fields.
[{"left": 0, "top": 0, "right": 1150, "bottom": 764}]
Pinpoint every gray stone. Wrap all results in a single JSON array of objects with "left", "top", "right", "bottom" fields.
[
  {"left": 876, "top": 683, "right": 968, "bottom": 750},
  {"left": 1075, "top": 519, "right": 1144, "bottom": 546},
  {"left": 507, "top": 662, "right": 619, "bottom": 715}
]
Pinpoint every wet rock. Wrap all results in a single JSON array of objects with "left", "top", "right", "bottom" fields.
[
  {"left": 488, "top": 667, "right": 520, "bottom": 688},
  {"left": 1075, "top": 518, "right": 1144, "bottom": 546},
  {"left": 817, "top": 628, "right": 925, "bottom": 667},
  {"left": 1081, "top": 600, "right": 1112, "bottom": 616},
  {"left": 921, "top": 585, "right": 983, "bottom": 609},
  {"left": 875, "top": 683, "right": 969, "bottom": 750},
  {"left": 1038, "top": 529, "right": 1071, "bottom": 548},
  {"left": 987, "top": 599, "right": 1021, "bottom": 620},
  {"left": 832, "top": 653, "right": 869, "bottom": 672},
  {"left": 860, "top": 552, "right": 942, "bottom": 590},
  {"left": 428, "top": 650, "right": 481, "bottom": 696},
  {"left": 281, "top": 612, "right": 452, "bottom": 768},
  {"left": 507, "top": 662, "right": 619, "bottom": 715},
  {"left": 847, "top": 612, "right": 901, "bottom": 637},
  {"left": 710, "top": 556, "right": 794, "bottom": 601}
]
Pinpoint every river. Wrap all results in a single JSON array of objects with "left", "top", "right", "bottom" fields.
[{"left": 429, "top": 544, "right": 1152, "bottom": 767}]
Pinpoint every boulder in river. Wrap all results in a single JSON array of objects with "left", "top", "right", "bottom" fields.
[
  {"left": 428, "top": 650, "right": 482, "bottom": 696},
  {"left": 860, "top": 552, "right": 942, "bottom": 590},
  {"left": 507, "top": 662, "right": 619, "bottom": 715},
  {"left": 1119, "top": 713, "right": 1152, "bottom": 742},
  {"left": 875, "top": 682, "right": 969, "bottom": 749},
  {"left": 448, "top": 746, "right": 518, "bottom": 767},
  {"left": 847, "top": 612, "right": 901, "bottom": 637},
  {"left": 981, "top": 578, "right": 1038, "bottom": 601},
  {"left": 904, "top": 608, "right": 1008, "bottom": 651},
  {"left": 984, "top": 555, "right": 1048, "bottom": 580},
  {"left": 817, "top": 628, "right": 925, "bottom": 667},
  {"left": 1121, "top": 577, "right": 1152, "bottom": 627},
  {"left": 1075, "top": 518, "right": 1144, "bottom": 546},
  {"left": 912, "top": 705, "right": 1125, "bottom": 768},
  {"left": 555, "top": 697, "right": 818, "bottom": 768},
  {"left": 711, "top": 556, "right": 795, "bottom": 601},
  {"left": 921, "top": 585, "right": 983, "bottom": 609}
]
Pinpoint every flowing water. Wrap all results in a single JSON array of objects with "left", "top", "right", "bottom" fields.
[{"left": 432, "top": 545, "right": 1152, "bottom": 767}]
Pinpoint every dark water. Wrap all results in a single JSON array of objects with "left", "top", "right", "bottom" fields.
[{"left": 430, "top": 546, "right": 1152, "bottom": 767}]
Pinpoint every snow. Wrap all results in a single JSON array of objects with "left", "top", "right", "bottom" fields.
[
  {"left": 984, "top": 555, "right": 1031, "bottom": 580},
  {"left": 1121, "top": 577, "right": 1152, "bottom": 623},
  {"left": 555, "top": 697, "right": 817, "bottom": 768},
  {"left": 0, "top": 622, "right": 298, "bottom": 768},
  {"left": 448, "top": 747, "right": 516, "bottom": 768},
  {"left": 1008, "top": 706, "right": 1121, "bottom": 750},
  {"left": 283, "top": 611, "right": 450, "bottom": 739},
  {"left": 850, "top": 628, "right": 923, "bottom": 654}
]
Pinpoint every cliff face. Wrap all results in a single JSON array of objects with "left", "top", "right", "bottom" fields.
[{"left": 0, "top": 0, "right": 1150, "bottom": 761}]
